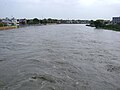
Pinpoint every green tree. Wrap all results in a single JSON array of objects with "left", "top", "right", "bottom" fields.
[
  {"left": 42, "top": 19, "right": 47, "bottom": 24},
  {"left": 33, "top": 18, "right": 39, "bottom": 24},
  {"left": 94, "top": 20, "right": 104, "bottom": 28},
  {"left": 0, "top": 23, "right": 4, "bottom": 27},
  {"left": 47, "top": 18, "right": 52, "bottom": 23},
  {"left": 89, "top": 20, "right": 95, "bottom": 27},
  {"left": 27, "top": 19, "right": 33, "bottom": 24}
]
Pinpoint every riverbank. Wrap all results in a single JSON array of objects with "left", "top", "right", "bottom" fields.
[
  {"left": 87, "top": 24, "right": 120, "bottom": 32},
  {"left": 0, "top": 26, "right": 17, "bottom": 30},
  {"left": 101, "top": 25, "right": 120, "bottom": 31},
  {"left": 0, "top": 24, "right": 58, "bottom": 31},
  {"left": 87, "top": 20, "right": 120, "bottom": 32}
]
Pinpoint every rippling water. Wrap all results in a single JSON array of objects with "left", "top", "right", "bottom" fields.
[{"left": 0, "top": 24, "right": 120, "bottom": 90}]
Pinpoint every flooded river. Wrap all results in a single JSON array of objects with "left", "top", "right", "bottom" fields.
[{"left": 0, "top": 24, "right": 120, "bottom": 90}]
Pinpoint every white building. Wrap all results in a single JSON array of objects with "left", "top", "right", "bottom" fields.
[
  {"left": 11, "top": 17, "right": 19, "bottom": 26},
  {"left": 2, "top": 17, "right": 12, "bottom": 26},
  {"left": 112, "top": 17, "right": 120, "bottom": 24},
  {"left": 2, "top": 17, "right": 19, "bottom": 26}
]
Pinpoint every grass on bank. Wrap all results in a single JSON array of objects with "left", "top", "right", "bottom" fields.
[
  {"left": 0, "top": 26, "right": 17, "bottom": 30},
  {"left": 102, "top": 25, "right": 120, "bottom": 31},
  {"left": 89, "top": 20, "right": 120, "bottom": 32}
]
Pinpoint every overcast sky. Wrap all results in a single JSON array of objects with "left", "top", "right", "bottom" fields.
[{"left": 0, "top": 0, "right": 120, "bottom": 20}]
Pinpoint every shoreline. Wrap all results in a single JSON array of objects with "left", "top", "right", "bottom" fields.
[
  {"left": 86, "top": 24, "right": 120, "bottom": 32},
  {"left": 0, "top": 24, "right": 56, "bottom": 31},
  {"left": 0, "top": 26, "right": 17, "bottom": 30}
]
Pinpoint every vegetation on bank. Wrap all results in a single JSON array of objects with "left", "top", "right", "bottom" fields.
[
  {"left": 25, "top": 18, "right": 90, "bottom": 25},
  {"left": 0, "top": 22, "right": 17, "bottom": 27},
  {"left": 0, "top": 22, "right": 17, "bottom": 30},
  {"left": 102, "top": 25, "right": 120, "bottom": 31},
  {"left": 0, "top": 23, "right": 6, "bottom": 27},
  {"left": 89, "top": 20, "right": 120, "bottom": 31},
  {"left": 27, "top": 18, "right": 59, "bottom": 25}
]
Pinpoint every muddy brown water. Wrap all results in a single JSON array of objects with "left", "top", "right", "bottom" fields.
[{"left": 0, "top": 24, "right": 120, "bottom": 90}]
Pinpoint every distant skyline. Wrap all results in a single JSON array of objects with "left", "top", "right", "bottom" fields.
[{"left": 0, "top": 0, "right": 120, "bottom": 20}]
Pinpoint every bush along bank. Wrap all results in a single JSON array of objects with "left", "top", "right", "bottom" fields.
[
  {"left": 88, "top": 20, "right": 120, "bottom": 32},
  {"left": 102, "top": 25, "right": 120, "bottom": 31}
]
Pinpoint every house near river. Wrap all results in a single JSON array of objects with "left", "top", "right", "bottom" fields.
[{"left": 1, "top": 17, "right": 19, "bottom": 26}]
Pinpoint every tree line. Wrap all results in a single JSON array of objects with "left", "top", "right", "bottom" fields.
[{"left": 27, "top": 18, "right": 59, "bottom": 25}]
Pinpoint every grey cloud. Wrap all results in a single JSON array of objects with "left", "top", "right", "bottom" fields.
[{"left": 0, "top": 0, "right": 120, "bottom": 19}]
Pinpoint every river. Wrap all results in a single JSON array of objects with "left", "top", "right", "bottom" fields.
[{"left": 0, "top": 24, "right": 120, "bottom": 90}]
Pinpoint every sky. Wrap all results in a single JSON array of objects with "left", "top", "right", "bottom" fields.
[{"left": 0, "top": 0, "right": 120, "bottom": 20}]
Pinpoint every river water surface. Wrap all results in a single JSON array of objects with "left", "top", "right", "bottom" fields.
[{"left": 0, "top": 24, "right": 120, "bottom": 90}]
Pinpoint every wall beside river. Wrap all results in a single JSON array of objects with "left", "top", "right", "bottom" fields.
[{"left": 0, "top": 26, "right": 17, "bottom": 30}]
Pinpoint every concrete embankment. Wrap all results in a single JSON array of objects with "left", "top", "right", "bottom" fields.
[{"left": 0, "top": 26, "right": 17, "bottom": 30}]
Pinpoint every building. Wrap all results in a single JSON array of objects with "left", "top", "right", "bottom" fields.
[
  {"left": 2, "top": 17, "right": 19, "bottom": 26},
  {"left": 2, "top": 17, "right": 12, "bottom": 26},
  {"left": 11, "top": 17, "right": 19, "bottom": 26},
  {"left": 18, "top": 19, "right": 27, "bottom": 25},
  {"left": 112, "top": 17, "right": 120, "bottom": 24}
]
